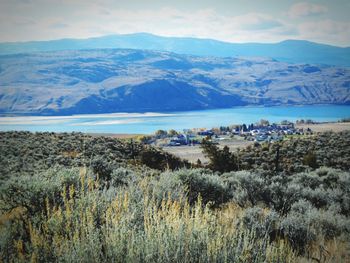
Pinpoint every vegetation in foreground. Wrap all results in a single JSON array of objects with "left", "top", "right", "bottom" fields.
[{"left": 0, "top": 131, "right": 349, "bottom": 262}]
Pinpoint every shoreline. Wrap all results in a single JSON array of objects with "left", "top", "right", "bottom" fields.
[
  {"left": 1, "top": 103, "right": 349, "bottom": 118},
  {"left": 1, "top": 121, "right": 349, "bottom": 138},
  {"left": 87, "top": 121, "right": 350, "bottom": 138}
]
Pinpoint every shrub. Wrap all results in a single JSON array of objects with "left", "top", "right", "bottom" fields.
[
  {"left": 91, "top": 157, "right": 113, "bottom": 181},
  {"left": 174, "top": 169, "right": 232, "bottom": 206},
  {"left": 151, "top": 170, "right": 185, "bottom": 202},
  {"left": 0, "top": 131, "right": 188, "bottom": 180},
  {"left": 241, "top": 207, "right": 280, "bottom": 239},
  {"left": 280, "top": 214, "right": 316, "bottom": 253},
  {"left": 223, "top": 171, "right": 270, "bottom": 207},
  {"left": 268, "top": 181, "right": 302, "bottom": 214},
  {"left": 138, "top": 146, "right": 187, "bottom": 170},
  {"left": 0, "top": 167, "right": 80, "bottom": 216},
  {"left": 110, "top": 167, "right": 136, "bottom": 187},
  {"left": 0, "top": 170, "right": 298, "bottom": 263},
  {"left": 303, "top": 152, "right": 318, "bottom": 169},
  {"left": 1, "top": 131, "right": 350, "bottom": 262}
]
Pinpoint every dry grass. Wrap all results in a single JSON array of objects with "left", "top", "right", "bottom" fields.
[
  {"left": 0, "top": 169, "right": 297, "bottom": 263},
  {"left": 296, "top": 122, "right": 350, "bottom": 133},
  {"left": 163, "top": 138, "right": 252, "bottom": 164},
  {"left": 1, "top": 168, "right": 349, "bottom": 262}
]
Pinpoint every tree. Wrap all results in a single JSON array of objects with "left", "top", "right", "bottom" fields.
[
  {"left": 155, "top": 129, "right": 167, "bottom": 138},
  {"left": 201, "top": 139, "right": 237, "bottom": 173},
  {"left": 168, "top": 129, "right": 178, "bottom": 136},
  {"left": 305, "top": 119, "right": 314, "bottom": 124},
  {"left": 137, "top": 135, "right": 152, "bottom": 144},
  {"left": 259, "top": 119, "right": 270, "bottom": 126}
]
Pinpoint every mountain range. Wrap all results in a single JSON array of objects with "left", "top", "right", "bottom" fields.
[
  {"left": 1, "top": 33, "right": 350, "bottom": 67},
  {"left": 0, "top": 48, "right": 349, "bottom": 115}
]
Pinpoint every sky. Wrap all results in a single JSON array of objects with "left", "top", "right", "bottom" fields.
[{"left": 0, "top": 0, "right": 349, "bottom": 47}]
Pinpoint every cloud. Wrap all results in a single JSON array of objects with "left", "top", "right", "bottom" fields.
[
  {"left": 13, "top": 0, "right": 33, "bottom": 4},
  {"left": 49, "top": 22, "right": 69, "bottom": 29},
  {"left": 298, "top": 19, "right": 350, "bottom": 45},
  {"left": 288, "top": 2, "right": 328, "bottom": 18},
  {"left": 0, "top": 1, "right": 348, "bottom": 46},
  {"left": 80, "top": 8, "right": 286, "bottom": 42},
  {"left": 0, "top": 0, "right": 289, "bottom": 43},
  {"left": 237, "top": 13, "right": 283, "bottom": 31}
]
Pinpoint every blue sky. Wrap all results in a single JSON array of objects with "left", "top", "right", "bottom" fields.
[{"left": 0, "top": 0, "right": 349, "bottom": 46}]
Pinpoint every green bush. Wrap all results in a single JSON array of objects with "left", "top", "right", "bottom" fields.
[
  {"left": 139, "top": 146, "right": 188, "bottom": 170},
  {"left": 281, "top": 213, "right": 316, "bottom": 253},
  {"left": 174, "top": 169, "right": 232, "bottom": 206},
  {"left": 92, "top": 157, "right": 114, "bottom": 181},
  {"left": 0, "top": 131, "right": 188, "bottom": 180},
  {"left": 223, "top": 171, "right": 270, "bottom": 206},
  {"left": 303, "top": 151, "right": 318, "bottom": 169},
  {"left": 110, "top": 167, "right": 137, "bottom": 187},
  {"left": 282, "top": 199, "right": 350, "bottom": 252},
  {"left": 241, "top": 207, "right": 280, "bottom": 239},
  {"left": 0, "top": 167, "right": 80, "bottom": 216}
]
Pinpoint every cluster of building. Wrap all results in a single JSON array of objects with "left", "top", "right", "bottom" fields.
[
  {"left": 233, "top": 122, "right": 312, "bottom": 142},
  {"left": 155, "top": 121, "right": 313, "bottom": 146},
  {"left": 168, "top": 134, "right": 199, "bottom": 146}
]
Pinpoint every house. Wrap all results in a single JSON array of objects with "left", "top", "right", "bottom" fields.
[
  {"left": 198, "top": 130, "right": 214, "bottom": 136},
  {"left": 255, "top": 134, "right": 268, "bottom": 142}
]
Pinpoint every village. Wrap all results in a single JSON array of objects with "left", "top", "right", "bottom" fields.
[{"left": 147, "top": 119, "right": 314, "bottom": 148}]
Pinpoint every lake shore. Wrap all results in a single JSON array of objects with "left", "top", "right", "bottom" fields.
[
  {"left": 1, "top": 105, "right": 349, "bottom": 134},
  {"left": 89, "top": 121, "right": 350, "bottom": 138}
]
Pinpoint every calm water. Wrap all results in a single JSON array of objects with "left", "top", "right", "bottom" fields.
[{"left": 0, "top": 105, "right": 349, "bottom": 134}]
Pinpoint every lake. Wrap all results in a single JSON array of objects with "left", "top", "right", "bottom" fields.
[{"left": 0, "top": 105, "right": 349, "bottom": 134}]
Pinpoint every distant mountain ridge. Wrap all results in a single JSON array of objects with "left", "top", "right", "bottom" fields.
[
  {"left": 0, "top": 48, "right": 349, "bottom": 115},
  {"left": 1, "top": 33, "right": 350, "bottom": 67}
]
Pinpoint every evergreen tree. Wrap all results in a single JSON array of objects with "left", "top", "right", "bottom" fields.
[{"left": 201, "top": 139, "right": 237, "bottom": 173}]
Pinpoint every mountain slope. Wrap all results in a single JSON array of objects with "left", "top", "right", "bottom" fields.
[
  {"left": 0, "top": 33, "right": 349, "bottom": 67},
  {"left": 0, "top": 48, "right": 349, "bottom": 115}
]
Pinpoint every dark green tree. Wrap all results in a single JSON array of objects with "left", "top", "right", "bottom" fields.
[
  {"left": 201, "top": 139, "right": 237, "bottom": 173},
  {"left": 303, "top": 151, "right": 318, "bottom": 169}
]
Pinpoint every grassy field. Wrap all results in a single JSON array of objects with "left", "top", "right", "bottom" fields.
[
  {"left": 296, "top": 122, "right": 350, "bottom": 133},
  {"left": 163, "top": 137, "right": 252, "bottom": 163}
]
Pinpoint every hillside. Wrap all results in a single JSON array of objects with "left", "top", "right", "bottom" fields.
[
  {"left": 0, "top": 131, "right": 187, "bottom": 180},
  {"left": 1, "top": 33, "right": 350, "bottom": 67},
  {"left": 0, "top": 49, "right": 349, "bottom": 115},
  {"left": 1, "top": 131, "right": 350, "bottom": 262}
]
